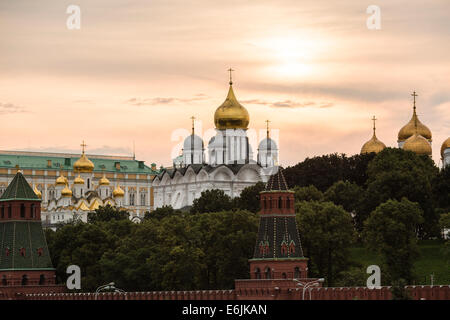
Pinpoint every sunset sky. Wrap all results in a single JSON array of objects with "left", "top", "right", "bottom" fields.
[{"left": 0, "top": 0, "right": 449, "bottom": 167}]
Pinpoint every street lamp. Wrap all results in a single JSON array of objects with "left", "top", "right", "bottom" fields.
[
  {"left": 95, "top": 282, "right": 127, "bottom": 300},
  {"left": 294, "top": 278, "right": 325, "bottom": 300}
]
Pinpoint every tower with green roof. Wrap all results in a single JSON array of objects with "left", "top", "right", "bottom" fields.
[{"left": 0, "top": 171, "right": 63, "bottom": 298}]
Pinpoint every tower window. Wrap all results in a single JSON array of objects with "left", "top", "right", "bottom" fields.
[
  {"left": 1, "top": 206, "right": 4, "bottom": 219},
  {"left": 255, "top": 268, "right": 261, "bottom": 279},
  {"left": 39, "top": 275, "right": 45, "bottom": 285},
  {"left": 20, "top": 203, "right": 25, "bottom": 218},
  {"left": 21, "top": 275, "right": 28, "bottom": 286},
  {"left": 278, "top": 197, "right": 282, "bottom": 209},
  {"left": 286, "top": 197, "right": 290, "bottom": 209},
  {"left": 265, "top": 267, "right": 271, "bottom": 279},
  {"left": 8, "top": 205, "right": 11, "bottom": 218},
  {"left": 30, "top": 204, "right": 35, "bottom": 218},
  {"left": 2, "top": 275, "right": 6, "bottom": 286}
]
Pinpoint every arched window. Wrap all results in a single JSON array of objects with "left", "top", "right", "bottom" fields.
[
  {"left": 39, "top": 274, "right": 45, "bottom": 285},
  {"left": 286, "top": 197, "right": 290, "bottom": 209},
  {"left": 21, "top": 275, "right": 28, "bottom": 286},
  {"left": 268, "top": 198, "right": 272, "bottom": 209},
  {"left": 30, "top": 204, "right": 35, "bottom": 218},
  {"left": 20, "top": 203, "right": 25, "bottom": 218},
  {"left": 140, "top": 193, "right": 146, "bottom": 206},
  {"left": 265, "top": 267, "right": 271, "bottom": 279},
  {"left": 2, "top": 275, "right": 6, "bottom": 286},
  {"left": 87, "top": 179, "right": 90, "bottom": 189},
  {"left": 255, "top": 268, "right": 261, "bottom": 279},
  {"left": 294, "top": 267, "right": 300, "bottom": 278},
  {"left": 278, "top": 197, "right": 282, "bottom": 209},
  {"left": 1, "top": 206, "right": 4, "bottom": 219},
  {"left": 7, "top": 205, "right": 11, "bottom": 218},
  {"left": 282, "top": 273, "right": 287, "bottom": 279}
]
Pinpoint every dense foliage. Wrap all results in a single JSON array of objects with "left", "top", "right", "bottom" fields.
[{"left": 45, "top": 148, "right": 449, "bottom": 291}]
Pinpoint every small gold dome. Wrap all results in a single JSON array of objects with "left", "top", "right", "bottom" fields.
[
  {"left": 113, "top": 185, "right": 125, "bottom": 197},
  {"left": 56, "top": 173, "right": 67, "bottom": 186},
  {"left": 99, "top": 173, "right": 110, "bottom": 186},
  {"left": 361, "top": 135, "right": 386, "bottom": 154},
  {"left": 214, "top": 84, "right": 249, "bottom": 130},
  {"left": 34, "top": 185, "right": 42, "bottom": 198},
  {"left": 398, "top": 107, "right": 432, "bottom": 142},
  {"left": 74, "top": 174, "right": 85, "bottom": 185},
  {"left": 61, "top": 185, "right": 73, "bottom": 197},
  {"left": 441, "top": 137, "right": 450, "bottom": 158},
  {"left": 403, "top": 133, "right": 432, "bottom": 156}
]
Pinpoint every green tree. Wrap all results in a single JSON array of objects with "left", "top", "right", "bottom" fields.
[
  {"left": 293, "top": 185, "right": 324, "bottom": 202},
  {"left": 433, "top": 166, "right": 450, "bottom": 214},
  {"left": 190, "top": 189, "right": 233, "bottom": 214},
  {"left": 296, "top": 201, "right": 356, "bottom": 286},
  {"left": 88, "top": 204, "right": 130, "bottom": 223},
  {"left": 234, "top": 182, "right": 265, "bottom": 212},
  {"left": 144, "top": 205, "right": 180, "bottom": 220},
  {"left": 439, "top": 212, "right": 450, "bottom": 266},
  {"left": 363, "top": 148, "right": 439, "bottom": 238},
  {"left": 363, "top": 198, "right": 424, "bottom": 285}
]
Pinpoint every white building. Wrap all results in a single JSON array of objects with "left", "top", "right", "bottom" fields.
[{"left": 152, "top": 77, "right": 278, "bottom": 210}]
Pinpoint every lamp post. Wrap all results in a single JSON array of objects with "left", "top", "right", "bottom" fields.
[
  {"left": 95, "top": 282, "right": 127, "bottom": 300},
  {"left": 294, "top": 278, "right": 325, "bottom": 300}
]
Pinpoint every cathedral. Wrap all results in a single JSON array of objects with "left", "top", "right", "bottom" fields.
[
  {"left": 361, "top": 91, "right": 450, "bottom": 168},
  {"left": 0, "top": 145, "right": 160, "bottom": 228},
  {"left": 152, "top": 74, "right": 279, "bottom": 210}
]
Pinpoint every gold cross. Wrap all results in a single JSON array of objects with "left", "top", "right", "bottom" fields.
[
  {"left": 228, "top": 68, "right": 234, "bottom": 85},
  {"left": 191, "top": 116, "right": 196, "bottom": 134},
  {"left": 265, "top": 120, "right": 270, "bottom": 138},
  {"left": 411, "top": 91, "right": 418, "bottom": 110},
  {"left": 371, "top": 116, "right": 377, "bottom": 134},
  {"left": 81, "top": 140, "right": 87, "bottom": 153}
]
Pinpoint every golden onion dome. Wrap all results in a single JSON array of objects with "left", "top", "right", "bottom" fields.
[
  {"left": 214, "top": 83, "right": 249, "bottom": 130},
  {"left": 99, "top": 173, "right": 110, "bottom": 186},
  {"left": 74, "top": 174, "right": 85, "bottom": 185},
  {"left": 361, "top": 117, "right": 386, "bottom": 154},
  {"left": 73, "top": 153, "right": 94, "bottom": 173},
  {"left": 113, "top": 185, "right": 125, "bottom": 197},
  {"left": 56, "top": 173, "right": 67, "bottom": 186},
  {"left": 33, "top": 185, "right": 42, "bottom": 198},
  {"left": 441, "top": 137, "right": 450, "bottom": 158},
  {"left": 361, "top": 135, "right": 386, "bottom": 154},
  {"left": 403, "top": 133, "right": 432, "bottom": 156},
  {"left": 61, "top": 185, "right": 73, "bottom": 197},
  {"left": 398, "top": 97, "right": 432, "bottom": 142}
]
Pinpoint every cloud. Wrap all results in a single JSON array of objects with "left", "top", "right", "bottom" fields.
[
  {"left": 241, "top": 99, "right": 333, "bottom": 109},
  {"left": 126, "top": 94, "right": 209, "bottom": 106},
  {"left": 0, "top": 102, "right": 27, "bottom": 114}
]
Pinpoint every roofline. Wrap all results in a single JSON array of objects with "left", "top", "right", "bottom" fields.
[
  {"left": 0, "top": 198, "right": 41, "bottom": 202},
  {"left": 0, "top": 268, "right": 56, "bottom": 271},
  {"left": 0, "top": 150, "right": 136, "bottom": 161}
]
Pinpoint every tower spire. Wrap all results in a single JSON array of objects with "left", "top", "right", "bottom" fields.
[{"left": 265, "top": 120, "right": 270, "bottom": 139}]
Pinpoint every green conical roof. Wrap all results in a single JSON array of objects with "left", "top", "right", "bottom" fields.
[{"left": 0, "top": 171, "right": 40, "bottom": 201}]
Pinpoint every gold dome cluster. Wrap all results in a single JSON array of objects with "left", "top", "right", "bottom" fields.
[
  {"left": 398, "top": 110, "right": 432, "bottom": 142},
  {"left": 73, "top": 141, "right": 94, "bottom": 173},
  {"left": 33, "top": 185, "right": 42, "bottom": 198},
  {"left": 113, "top": 185, "right": 124, "bottom": 197},
  {"left": 99, "top": 172, "right": 110, "bottom": 186},
  {"left": 361, "top": 116, "right": 386, "bottom": 154},
  {"left": 441, "top": 137, "right": 450, "bottom": 159},
  {"left": 74, "top": 174, "right": 85, "bottom": 185},
  {"left": 61, "top": 185, "right": 73, "bottom": 197},
  {"left": 214, "top": 77, "right": 249, "bottom": 130},
  {"left": 403, "top": 133, "right": 432, "bottom": 156},
  {"left": 56, "top": 172, "right": 68, "bottom": 186}
]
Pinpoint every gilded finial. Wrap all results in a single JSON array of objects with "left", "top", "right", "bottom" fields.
[
  {"left": 81, "top": 140, "right": 87, "bottom": 154},
  {"left": 411, "top": 91, "right": 418, "bottom": 113},
  {"left": 371, "top": 116, "right": 377, "bottom": 136},
  {"left": 228, "top": 68, "right": 234, "bottom": 85},
  {"left": 191, "top": 116, "right": 196, "bottom": 135}
]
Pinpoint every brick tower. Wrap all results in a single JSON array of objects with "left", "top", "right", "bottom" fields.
[
  {"left": 249, "top": 168, "right": 308, "bottom": 279},
  {"left": 235, "top": 168, "right": 322, "bottom": 300},
  {"left": 0, "top": 171, "right": 64, "bottom": 299}
]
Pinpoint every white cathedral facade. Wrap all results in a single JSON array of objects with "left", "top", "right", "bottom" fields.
[{"left": 152, "top": 77, "right": 279, "bottom": 210}]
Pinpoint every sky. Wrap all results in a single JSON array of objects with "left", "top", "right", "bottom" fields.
[{"left": 0, "top": 0, "right": 449, "bottom": 167}]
